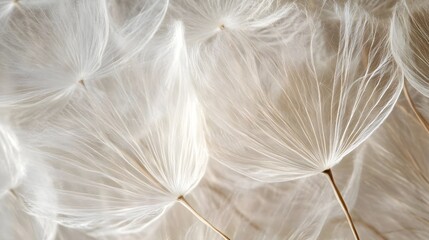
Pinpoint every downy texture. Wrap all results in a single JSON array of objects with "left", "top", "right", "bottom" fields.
[
  {"left": 1, "top": 0, "right": 428, "bottom": 239},
  {"left": 0, "top": 0, "right": 109, "bottom": 124},
  {"left": 320, "top": 102, "right": 429, "bottom": 239},
  {"left": 0, "top": 0, "right": 167, "bottom": 126},
  {"left": 0, "top": 0, "right": 54, "bottom": 24},
  {"left": 0, "top": 191, "right": 57, "bottom": 240},
  {"left": 0, "top": 132, "right": 58, "bottom": 240},
  {"left": 198, "top": 4, "right": 402, "bottom": 182},
  {"left": 22, "top": 23, "right": 209, "bottom": 235},
  {"left": 134, "top": 151, "right": 362, "bottom": 240},
  {"left": 0, "top": 123, "right": 25, "bottom": 197},
  {"left": 391, "top": 1, "right": 429, "bottom": 98}
]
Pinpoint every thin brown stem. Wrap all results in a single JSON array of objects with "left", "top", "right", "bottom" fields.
[
  {"left": 9, "top": 189, "right": 18, "bottom": 199},
  {"left": 403, "top": 82, "right": 429, "bottom": 135},
  {"left": 178, "top": 196, "right": 230, "bottom": 240},
  {"left": 323, "top": 168, "right": 360, "bottom": 240}
]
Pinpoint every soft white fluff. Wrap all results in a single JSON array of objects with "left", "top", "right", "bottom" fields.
[
  {"left": 0, "top": 123, "right": 25, "bottom": 197},
  {"left": 391, "top": 1, "right": 429, "bottom": 98},
  {"left": 0, "top": 0, "right": 167, "bottom": 126},
  {"left": 0, "top": 0, "right": 109, "bottom": 125},
  {"left": 320, "top": 102, "right": 429, "bottom": 239},
  {"left": 0, "top": 191, "right": 57, "bottom": 240},
  {"left": 198, "top": 4, "right": 402, "bottom": 182},
  {"left": 1, "top": 0, "right": 426, "bottom": 239},
  {"left": 136, "top": 153, "right": 362, "bottom": 240},
  {"left": 23, "top": 22, "right": 209, "bottom": 236}
]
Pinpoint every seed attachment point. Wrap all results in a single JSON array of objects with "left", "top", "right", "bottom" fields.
[{"left": 78, "top": 79, "right": 85, "bottom": 87}]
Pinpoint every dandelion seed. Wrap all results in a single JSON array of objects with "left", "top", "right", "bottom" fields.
[
  {"left": 196, "top": 3, "right": 402, "bottom": 239},
  {"left": 22, "top": 22, "right": 229, "bottom": 239}
]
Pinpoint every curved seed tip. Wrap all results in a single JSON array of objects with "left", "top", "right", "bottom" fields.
[
  {"left": 322, "top": 168, "right": 332, "bottom": 176},
  {"left": 219, "top": 24, "right": 225, "bottom": 30},
  {"left": 78, "top": 79, "right": 86, "bottom": 87},
  {"left": 9, "top": 189, "right": 17, "bottom": 198}
]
